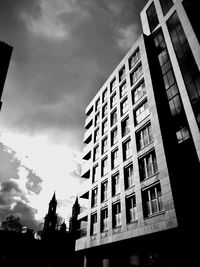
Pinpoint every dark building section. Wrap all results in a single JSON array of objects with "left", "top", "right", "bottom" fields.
[
  {"left": 43, "top": 192, "right": 57, "bottom": 236},
  {"left": 0, "top": 41, "right": 13, "bottom": 110}
]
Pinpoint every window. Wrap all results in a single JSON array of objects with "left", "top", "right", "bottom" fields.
[
  {"left": 126, "top": 195, "right": 136, "bottom": 223},
  {"left": 101, "top": 157, "right": 108, "bottom": 177},
  {"left": 101, "top": 180, "right": 108, "bottom": 202},
  {"left": 101, "top": 208, "right": 108, "bottom": 232},
  {"left": 102, "top": 103, "right": 108, "bottom": 118},
  {"left": 102, "top": 88, "right": 108, "bottom": 103},
  {"left": 91, "top": 213, "right": 97, "bottom": 235},
  {"left": 94, "top": 127, "right": 100, "bottom": 143},
  {"left": 91, "top": 187, "right": 98, "bottom": 207},
  {"left": 112, "top": 202, "right": 121, "bottom": 228},
  {"left": 139, "top": 150, "right": 158, "bottom": 181},
  {"left": 121, "top": 97, "right": 128, "bottom": 116},
  {"left": 123, "top": 139, "right": 132, "bottom": 161},
  {"left": 119, "top": 65, "right": 126, "bottom": 82},
  {"left": 167, "top": 12, "right": 200, "bottom": 129},
  {"left": 136, "top": 123, "right": 153, "bottom": 151},
  {"left": 129, "top": 48, "right": 140, "bottom": 70},
  {"left": 124, "top": 164, "right": 134, "bottom": 190},
  {"left": 159, "top": 0, "right": 173, "bottom": 16},
  {"left": 112, "top": 173, "right": 120, "bottom": 196},
  {"left": 92, "top": 164, "right": 99, "bottom": 183},
  {"left": 146, "top": 2, "right": 159, "bottom": 32},
  {"left": 111, "top": 109, "right": 117, "bottom": 126},
  {"left": 102, "top": 119, "right": 108, "bottom": 135},
  {"left": 95, "top": 98, "right": 100, "bottom": 111},
  {"left": 153, "top": 28, "right": 191, "bottom": 143},
  {"left": 110, "top": 77, "right": 116, "bottom": 93},
  {"left": 130, "top": 64, "right": 143, "bottom": 86},
  {"left": 95, "top": 112, "right": 100, "bottom": 126},
  {"left": 142, "top": 183, "right": 163, "bottom": 217},
  {"left": 102, "top": 137, "right": 108, "bottom": 154},
  {"left": 111, "top": 149, "right": 119, "bottom": 169},
  {"left": 134, "top": 101, "right": 149, "bottom": 125},
  {"left": 93, "top": 145, "right": 99, "bottom": 161},
  {"left": 110, "top": 92, "right": 117, "bottom": 109},
  {"left": 121, "top": 116, "right": 130, "bottom": 137},
  {"left": 120, "top": 81, "right": 127, "bottom": 98},
  {"left": 132, "top": 80, "right": 146, "bottom": 104},
  {"left": 111, "top": 127, "right": 118, "bottom": 146}
]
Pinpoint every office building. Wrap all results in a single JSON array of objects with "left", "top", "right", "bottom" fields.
[
  {"left": 75, "top": 0, "right": 200, "bottom": 266},
  {"left": 0, "top": 41, "right": 13, "bottom": 110}
]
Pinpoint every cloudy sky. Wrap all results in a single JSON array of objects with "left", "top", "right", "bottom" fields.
[{"left": 0, "top": 0, "right": 147, "bottom": 230}]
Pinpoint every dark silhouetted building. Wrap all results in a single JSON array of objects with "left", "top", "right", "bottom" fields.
[{"left": 0, "top": 41, "right": 13, "bottom": 110}]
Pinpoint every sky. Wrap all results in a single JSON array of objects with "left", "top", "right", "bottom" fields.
[{"left": 0, "top": 0, "right": 147, "bottom": 231}]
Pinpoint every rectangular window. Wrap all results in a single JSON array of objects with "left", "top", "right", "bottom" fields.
[
  {"left": 110, "top": 92, "right": 117, "bottom": 109},
  {"left": 112, "top": 173, "right": 120, "bottom": 196},
  {"left": 102, "top": 88, "right": 108, "bottom": 103},
  {"left": 102, "top": 119, "right": 108, "bottom": 135},
  {"left": 101, "top": 180, "right": 108, "bottom": 202},
  {"left": 121, "top": 97, "right": 128, "bottom": 116},
  {"left": 93, "top": 145, "right": 99, "bottom": 161},
  {"left": 123, "top": 139, "right": 132, "bottom": 161},
  {"left": 111, "top": 149, "right": 119, "bottom": 169},
  {"left": 139, "top": 150, "right": 158, "bottom": 181},
  {"left": 102, "top": 136, "right": 108, "bottom": 154},
  {"left": 95, "top": 112, "right": 100, "bottom": 126},
  {"left": 94, "top": 127, "right": 100, "bottom": 143},
  {"left": 134, "top": 101, "right": 149, "bottom": 125},
  {"left": 120, "top": 80, "right": 127, "bottom": 98},
  {"left": 110, "top": 77, "right": 116, "bottom": 93},
  {"left": 142, "top": 183, "right": 163, "bottom": 217},
  {"left": 136, "top": 123, "right": 153, "bottom": 150},
  {"left": 101, "top": 208, "right": 108, "bottom": 232},
  {"left": 159, "top": 0, "right": 173, "bottom": 16},
  {"left": 124, "top": 163, "right": 134, "bottom": 190},
  {"left": 111, "top": 127, "right": 118, "bottom": 146},
  {"left": 119, "top": 65, "right": 126, "bottom": 82},
  {"left": 111, "top": 109, "right": 117, "bottom": 126},
  {"left": 121, "top": 116, "right": 130, "bottom": 137},
  {"left": 91, "top": 187, "right": 98, "bottom": 207},
  {"left": 102, "top": 103, "right": 108, "bottom": 118},
  {"left": 129, "top": 48, "right": 140, "bottom": 70},
  {"left": 101, "top": 157, "right": 108, "bottom": 177},
  {"left": 112, "top": 202, "right": 121, "bottom": 228},
  {"left": 132, "top": 80, "right": 146, "bottom": 104},
  {"left": 91, "top": 213, "right": 97, "bottom": 235},
  {"left": 167, "top": 12, "right": 200, "bottom": 129},
  {"left": 146, "top": 2, "right": 159, "bottom": 32},
  {"left": 130, "top": 64, "right": 143, "bottom": 86},
  {"left": 95, "top": 98, "right": 100, "bottom": 111},
  {"left": 126, "top": 195, "right": 137, "bottom": 223},
  {"left": 92, "top": 164, "right": 99, "bottom": 183}
]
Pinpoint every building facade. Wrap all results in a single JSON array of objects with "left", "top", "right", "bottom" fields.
[{"left": 75, "top": 0, "right": 200, "bottom": 266}]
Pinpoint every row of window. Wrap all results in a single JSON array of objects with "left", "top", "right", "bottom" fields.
[
  {"left": 91, "top": 183, "right": 163, "bottom": 235},
  {"left": 92, "top": 49, "right": 141, "bottom": 115},
  {"left": 94, "top": 76, "right": 145, "bottom": 130},
  {"left": 92, "top": 149, "right": 158, "bottom": 205},
  {"left": 93, "top": 98, "right": 149, "bottom": 145}
]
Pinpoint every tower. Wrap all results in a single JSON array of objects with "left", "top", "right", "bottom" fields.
[
  {"left": 43, "top": 192, "right": 57, "bottom": 234},
  {"left": 69, "top": 197, "right": 80, "bottom": 234}
]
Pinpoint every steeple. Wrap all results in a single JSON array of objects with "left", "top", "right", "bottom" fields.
[{"left": 43, "top": 192, "right": 58, "bottom": 235}]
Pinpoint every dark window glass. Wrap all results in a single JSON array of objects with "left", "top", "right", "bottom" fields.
[
  {"left": 159, "top": 0, "right": 174, "bottom": 16},
  {"left": 167, "top": 12, "right": 200, "bottom": 129},
  {"left": 147, "top": 2, "right": 159, "bottom": 32}
]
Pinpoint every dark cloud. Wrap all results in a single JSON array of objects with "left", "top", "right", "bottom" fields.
[
  {"left": 0, "top": 180, "right": 39, "bottom": 229},
  {"left": 0, "top": 0, "right": 147, "bottom": 148}
]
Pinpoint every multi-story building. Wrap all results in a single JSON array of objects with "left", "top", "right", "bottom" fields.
[
  {"left": 0, "top": 41, "right": 13, "bottom": 110},
  {"left": 75, "top": 0, "right": 200, "bottom": 266}
]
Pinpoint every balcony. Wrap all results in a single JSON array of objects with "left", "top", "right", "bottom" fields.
[
  {"left": 84, "top": 114, "right": 93, "bottom": 129},
  {"left": 81, "top": 160, "right": 91, "bottom": 178},
  {"left": 82, "top": 143, "right": 92, "bottom": 160},
  {"left": 83, "top": 130, "right": 92, "bottom": 144}
]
